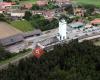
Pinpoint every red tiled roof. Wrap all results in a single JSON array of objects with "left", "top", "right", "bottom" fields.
[
  {"left": 36, "top": 0, "right": 48, "bottom": 6},
  {"left": 91, "top": 19, "right": 100, "bottom": 24},
  {"left": 32, "top": 10, "right": 55, "bottom": 19},
  {"left": 23, "top": 3, "right": 33, "bottom": 9},
  {"left": 0, "top": 2, "right": 13, "bottom": 6}
]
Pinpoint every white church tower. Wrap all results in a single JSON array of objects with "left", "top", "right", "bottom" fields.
[{"left": 57, "top": 19, "right": 67, "bottom": 41}]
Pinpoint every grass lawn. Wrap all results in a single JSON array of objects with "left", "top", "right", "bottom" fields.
[
  {"left": 73, "top": 0, "right": 100, "bottom": 7},
  {"left": 20, "top": 0, "right": 37, "bottom": 4},
  {"left": 10, "top": 20, "right": 34, "bottom": 32}
]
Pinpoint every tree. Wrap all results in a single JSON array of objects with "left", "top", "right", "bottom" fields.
[
  {"left": 0, "top": 45, "right": 11, "bottom": 61},
  {"left": 83, "top": 4, "right": 95, "bottom": 16},
  {"left": 31, "top": 4, "right": 39, "bottom": 10},
  {"left": 0, "top": 14, "right": 6, "bottom": 21},
  {"left": 30, "top": 14, "right": 58, "bottom": 31},
  {"left": 23, "top": 11, "right": 32, "bottom": 21},
  {"left": 3, "top": 0, "right": 12, "bottom": 2},
  {"left": 1, "top": 40, "right": 100, "bottom": 80},
  {"left": 64, "top": 4, "right": 74, "bottom": 14}
]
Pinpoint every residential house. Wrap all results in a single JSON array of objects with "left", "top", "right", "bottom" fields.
[
  {"left": 74, "top": 7, "right": 85, "bottom": 16},
  {"left": 43, "top": 10, "right": 55, "bottom": 20},
  {"left": 91, "top": 19, "right": 100, "bottom": 25},
  {"left": 0, "top": 2, "right": 15, "bottom": 8},
  {"left": 36, "top": 0, "right": 48, "bottom": 6},
  {"left": 10, "top": 10, "right": 25, "bottom": 18},
  {"left": 22, "top": 3, "right": 33, "bottom": 9},
  {"left": 32, "top": 10, "right": 55, "bottom": 20}
]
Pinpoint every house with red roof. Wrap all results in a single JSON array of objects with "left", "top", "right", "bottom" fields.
[
  {"left": 43, "top": 10, "right": 55, "bottom": 20},
  {"left": 91, "top": 19, "right": 100, "bottom": 25},
  {"left": 22, "top": 3, "right": 33, "bottom": 9},
  {"left": 0, "top": 2, "right": 15, "bottom": 8},
  {"left": 36, "top": 0, "right": 48, "bottom": 7},
  {"left": 32, "top": 10, "right": 55, "bottom": 20}
]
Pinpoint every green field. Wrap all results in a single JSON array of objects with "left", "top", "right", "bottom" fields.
[
  {"left": 74, "top": 0, "right": 100, "bottom": 7},
  {"left": 20, "top": 0, "right": 37, "bottom": 4},
  {"left": 10, "top": 20, "right": 34, "bottom": 32}
]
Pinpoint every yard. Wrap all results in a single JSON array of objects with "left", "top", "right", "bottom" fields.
[
  {"left": 10, "top": 20, "right": 34, "bottom": 32},
  {"left": 73, "top": 0, "right": 100, "bottom": 7}
]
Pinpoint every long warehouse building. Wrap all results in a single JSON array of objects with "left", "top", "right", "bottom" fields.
[{"left": 0, "top": 22, "right": 24, "bottom": 46}]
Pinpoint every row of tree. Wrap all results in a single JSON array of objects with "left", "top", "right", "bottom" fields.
[{"left": 0, "top": 40, "right": 100, "bottom": 80}]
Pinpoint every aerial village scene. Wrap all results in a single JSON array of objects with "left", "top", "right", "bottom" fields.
[{"left": 0, "top": 0, "right": 100, "bottom": 80}]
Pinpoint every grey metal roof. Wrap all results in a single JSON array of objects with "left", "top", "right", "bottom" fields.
[
  {"left": 69, "top": 22, "right": 84, "bottom": 28},
  {"left": 61, "top": 3, "right": 72, "bottom": 7},
  {"left": 23, "top": 29, "right": 42, "bottom": 37}
]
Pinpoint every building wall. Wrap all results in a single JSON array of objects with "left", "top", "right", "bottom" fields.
[
  {"left": 11, "top": 12, "right": 25, "bottom": 17},
  {"left": 58, "top": 19, "right": 67, "bottom": 40},
  {"left": 0, "top": 34, "right": 24, "bottom": 46},
  {"left": 0, "top": 10, "right": 3, "bottom": 13}
]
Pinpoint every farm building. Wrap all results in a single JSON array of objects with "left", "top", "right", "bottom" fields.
[{"left": 0, "top": 22, "right": 24, "bottom": 46}]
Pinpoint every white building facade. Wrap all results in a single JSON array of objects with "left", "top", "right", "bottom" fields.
[{"left": 58, "top": 19, "right": 67, "bottom": 40}]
